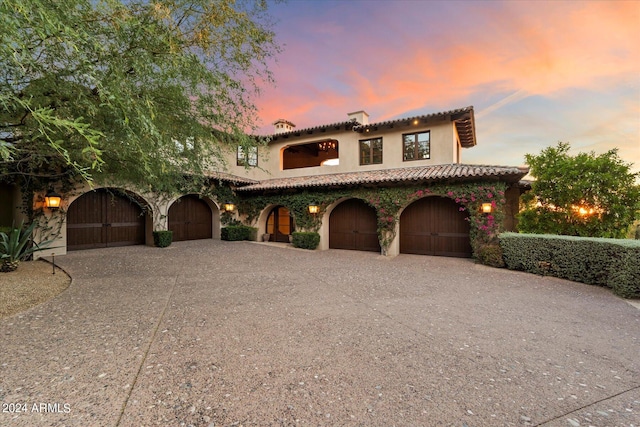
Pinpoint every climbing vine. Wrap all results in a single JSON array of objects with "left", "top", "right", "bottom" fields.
[{"left": 237, "top": 181, "right": 510, "bottom": 256}]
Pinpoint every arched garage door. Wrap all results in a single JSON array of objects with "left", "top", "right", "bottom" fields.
[
  {"left": 329, "top": 199, "right": 380, "bottom": 252},
  {"left": 400, "top": 197, "right": 471, "bottom": 258},
  {"left": 67, "top": 189, "right": 146, "bottom": 251},
  {"left": 168, "top": 195, "right": 212, "bottom": 241}
]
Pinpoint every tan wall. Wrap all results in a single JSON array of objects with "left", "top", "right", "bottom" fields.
[{"left": 223, "top": 119, "right": 460, "bottom": 180}]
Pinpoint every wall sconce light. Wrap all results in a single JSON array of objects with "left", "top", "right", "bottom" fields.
[
  {"left": 308, "top": 203, "right": 320, "bottom": 214},
  {"left": 481, "top": 202, "right": 493, "bottom": 214},
  {"left": 45, "top": 190, "right": 62, "bottom": 210},
  {"left": 223, "top": 202, "right": 235, "bottom": 212}
]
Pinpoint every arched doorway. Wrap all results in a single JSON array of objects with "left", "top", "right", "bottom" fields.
[
  {"left": 266, "top": 206, "right": 294, "bottom": 242},
  {"left": 400, "top": 196, "right": 471, "bottom": 257},
  {"left": 168, "top": 195, "right": 213, "bottom": 241},
  {"left": 67, "top": 189, "right": 146, "bottom": 251},
  {"left": 329, "top": 199, "right": 380, "bottom": 252}
]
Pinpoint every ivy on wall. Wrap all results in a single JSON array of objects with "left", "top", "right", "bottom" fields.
[{"left": 237, "top": 181, "right": 510, "bottom": 255}]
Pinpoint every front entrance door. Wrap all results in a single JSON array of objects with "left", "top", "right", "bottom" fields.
[{"left": 266, "top": 206, "right": 293, "bottom": 242}]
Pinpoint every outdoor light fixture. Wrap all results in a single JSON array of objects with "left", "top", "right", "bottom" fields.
[
  {"left": 308, "top": 203, "right": 320, "bottom": 214},
  {"left": 481, "top": 203, "right": 493, "bottom": 214},
  {"left": 223, "top": 202, "right": 235, "bottom": 212},
  {"left": 44, "top": 190, "right": 62, "bottom": 209}
]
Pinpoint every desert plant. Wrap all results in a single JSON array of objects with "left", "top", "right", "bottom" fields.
[{"left": 0, "top": 222, "right": 54, "bottom": 272}]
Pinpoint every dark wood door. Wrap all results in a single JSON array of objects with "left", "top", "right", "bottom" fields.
[
  {"left": 168, "top": 195, "right": 212, "bottom": 241},
  {"left": 67, "top": 190, "right": 145, "bottom": 251},
  {"left": 400, "top": 197, "right": 471, "bottom": 257},
  {"left": 266, "top": 206, "right": 293, "bottom": 242},
  {"left": 329, "top": 199, "right": 380, "bottom": 252}
]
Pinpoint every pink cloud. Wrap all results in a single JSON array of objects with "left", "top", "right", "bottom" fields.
[{"left": 254, "top": 1, "right": 640, "bottom": 133}]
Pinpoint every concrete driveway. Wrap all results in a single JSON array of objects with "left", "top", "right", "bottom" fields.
[{"left": 1, "top": 240, "right": 638, "bottom": 427}]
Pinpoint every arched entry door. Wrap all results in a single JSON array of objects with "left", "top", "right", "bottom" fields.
[
  {"left": 400, "top": 196, "right": 471, "bottom": 257},
  {"left": 329, "top": 199, "right": 380, "bottom": 252},
  {"left": 266, "top": 206, "right": 294, "bottom": 242},
  {"left": 67, "top": 189, "right": 146, "bottom": 251},
  {"left": 168, "top": 195, "right": 212, "bottom": 241}
]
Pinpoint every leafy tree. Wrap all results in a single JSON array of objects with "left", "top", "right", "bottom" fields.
[
  {"left": 519, "top": 142, "right": 640, "bottom": 238},
  {"left": 0, "top": 0, "right": 278, "bottom": 200}
]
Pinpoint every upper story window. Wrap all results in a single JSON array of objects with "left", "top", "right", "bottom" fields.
[
  {"left": 360, "top": 137, "right": 383, "bottom": 165},
  {"left": 403, "top": 131, "right": 430, "bottom": 161},
  {"left": 237, "top": 146, "right": 258, "bottom": 167}
]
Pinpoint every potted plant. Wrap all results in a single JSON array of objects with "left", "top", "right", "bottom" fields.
[{"left": 262, "top": 233, "right": 271, "bottom": 242}]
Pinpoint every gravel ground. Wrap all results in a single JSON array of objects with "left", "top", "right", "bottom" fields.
[
  {"left": 0, "top": 240, "right": 638, "bottom": 427},
  {"left": 0, "top": 259, "right": 70, "bottom": 319}
]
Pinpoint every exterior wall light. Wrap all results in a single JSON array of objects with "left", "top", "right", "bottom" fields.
[
  {"left": 481, "top": 202, "right": 493, "bottom": 214},
  {"left": 223, "top": 202, "right": 235, "bottom": 212},
  {"left": 45, "top": 190, "right": 62, "bottom": 210},
  {"left": 308, "top": 203, "right": 320, "bottom": 214}
]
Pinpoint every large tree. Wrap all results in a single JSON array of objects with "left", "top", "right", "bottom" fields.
[
  {"left": 519, "top": 142, "right": 640, "bottom": 238},
  {"left": 0, "top": 0, "right": 278, "bottom": 197}
]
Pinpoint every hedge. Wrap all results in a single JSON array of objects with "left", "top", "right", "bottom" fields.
[
  {"left": 291, "top": 232, "right": 320, "bottom": 250},
  {"left": 221, "top": 226, "right": 257, "bottom": 241},
  {"left": 499, "top": 232, "right": 640, "bottom": 298},
  {"left": 152, "top": 230, "right": 173, "bottom": 248}
]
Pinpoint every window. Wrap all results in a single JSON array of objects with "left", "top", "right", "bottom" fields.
[
  {"left": 403, "top": 131, "right": 430, "bottom": 161},
  {"left": 360, "top": 137, "right": 383, "bottom": 165},
  {"left": 237, "top": 146, "right": 258, "bottom": 166}
]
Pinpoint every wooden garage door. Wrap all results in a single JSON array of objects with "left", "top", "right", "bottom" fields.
[
  {"left": 168, "top": 195, "right": 212, "bottom": 241},
  {"left": 329, "top": 199, "right": 380, "bottom": 252},
  {"left": 400, "top": 197, "right": 471, "bottom": 257},
  {"left": 67, "top": 190, "right": 145, "bottom": 251}
]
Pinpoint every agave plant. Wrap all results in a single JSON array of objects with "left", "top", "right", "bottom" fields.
[{"left": 0, "top": 221, "right": 54, "bottom": 272}]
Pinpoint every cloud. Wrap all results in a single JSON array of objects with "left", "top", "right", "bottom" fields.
[{"left": 254, "top": 0, "right": 639, "bottom": 171}]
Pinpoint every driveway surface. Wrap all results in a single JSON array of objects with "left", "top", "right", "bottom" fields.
[{"left": 1, "top": 240, "right": 638, "bottom": 427}]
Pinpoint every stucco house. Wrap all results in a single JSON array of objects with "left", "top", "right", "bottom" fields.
[{"left": 2, "top": 106, "right": 528, "bottom": 258}]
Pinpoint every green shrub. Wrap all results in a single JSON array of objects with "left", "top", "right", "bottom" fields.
[
  {"left": 246, "top": 227, "right": 258, "bottom": 241},
  {"left": 499, "top": 232, "right": 640, "bottom": 298},
  {"left": 475, "top": 243, "right": 505, "bottom": 268},
  {"left": 153, "top": 230, "right": 173, "bottom": 248},
  {"left": 1, "top": 221, "right": 55, "bottom": 272},
  {"left": 291, "top": 232, "right": 320, "bottom": 250},
  {"left": 221, "top": 225, "right": 253, "bottom": 241}
]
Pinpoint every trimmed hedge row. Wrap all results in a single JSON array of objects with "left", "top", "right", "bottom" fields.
[
  {"left": 221, "top": 226, "right": 257, "bottom": 241},
  {"left": 499, "top": 232, "right": 640, "bottom": 299},
  {"left": 291, "top": 232, "right": 320, "bottom": 250}
]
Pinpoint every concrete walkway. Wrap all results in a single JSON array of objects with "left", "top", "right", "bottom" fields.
[{"left": 1, "top": 240, "right": 638, "bottom": 426}]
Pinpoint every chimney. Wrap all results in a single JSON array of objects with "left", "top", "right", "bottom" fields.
[
  {"left": 273, "top": 119, "right": 295, "bottom": 134},
  {"left": 347, "top": 110, "right": 369, "bottom": 125}
]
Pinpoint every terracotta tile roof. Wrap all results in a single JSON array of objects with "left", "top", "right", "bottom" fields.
[
  {"left": 265, "top": 106, "right": 476, "bottom": 147},
  {"left": 268, "top": 121, "right": 358, "bottom": 141},
  {"left": 354, "top": 106, "right": 476, "bottom": 148},
  {"left": 236, "top": 164, "right": 529, "bottom": 192},
  {"left": 206, "top": 171, "right": 258, "bottom": 185}
]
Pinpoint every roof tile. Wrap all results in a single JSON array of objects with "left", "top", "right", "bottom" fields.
[{"left": 236, "top": 164, "right": 528, "bottom": 192}]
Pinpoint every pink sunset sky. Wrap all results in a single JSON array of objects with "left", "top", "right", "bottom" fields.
[{"left": 253, "top": 0, "right": 640, "bottom": 173}]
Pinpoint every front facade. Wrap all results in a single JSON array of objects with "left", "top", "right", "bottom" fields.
[{"left": 21, "top": 106, "right": 527, "bottom": 258}]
